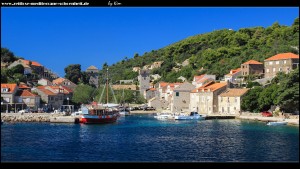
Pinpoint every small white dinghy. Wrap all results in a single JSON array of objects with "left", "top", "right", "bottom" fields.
[{"left": 267, "top": 121, "right": 288, "bottom": 126}]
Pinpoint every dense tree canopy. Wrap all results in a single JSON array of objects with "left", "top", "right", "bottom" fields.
[
  {"left": 72, "top": 84, "right": 94, "bottom": 104},
  {"left": 64, "top": 64, "right": 82, "bottom": 85},
  {"left": 97, "top": 19, "right": 299, "bottom": 83},
  {"left": 242, "top": 67, "right": 299, "bottom": 113},
  {"left": 1, "top": 48, "right": 18, "bottom": 63}
]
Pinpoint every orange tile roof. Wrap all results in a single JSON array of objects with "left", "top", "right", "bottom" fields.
[
  {"left": 225, "top": 68, "right": 241, "bottom": 76},
  {"left": 18, "top": 83, "right": 30, "bottom": 89},
  {"left": 194, "top": 75, "right": 205, "bottom": 82},
  {"left": 38, "top": 88, "right": 56, "bottom": 95},
  {"left": 191, "top": 81, "right": 215, "bottom": 93},
  {"left": 242, "top": 60, "right": 263, "bottom": 65},
  {"left": 22, "top": 59, "right": 42, "bottom": 67},
  {"left": 205, "top": 83, "right": 227, "bottom": 92},
  {"left": 60, "top": 86, "right": 73, "bottom": 93},
  {"left": 53, "top": 77, "right": 65, "bottom": 84},
  {"left": 37, "top": 86, "right": 45, "bottom": 89},
  {"left": 169, "top": 83, "right": 183, "bottom": 87},
  {"left": 265, "top": 53, "right": 299, "bottom": 61},
  {"left": 17, "top": 90, "right": 38, "bottom": 97},
  {"left": 194, "top": 82, "right": 227, "bottom": 92},
  {"left": 197, "top": 77, "right": 209, "bottom": 83},
  {"left": 1, "top": 83, "right": 18, "bottom": 93},
  {"left": 220, "top": 88, "right": 249, "bottom": 97},
  {"left": 159, "top": 82, "right": 169, "bottom": 88}
]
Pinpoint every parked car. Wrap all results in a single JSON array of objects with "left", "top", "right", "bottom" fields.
[
  {"left": 18, "top": 109, "right": 28, "bottom": 113},
  {"left": 261, "top": 111, "right": 273, "bottom": 117}
]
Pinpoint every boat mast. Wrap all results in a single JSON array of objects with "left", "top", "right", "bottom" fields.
[{"left": 106, "top": 68, "right": 109, "bottom": 105}]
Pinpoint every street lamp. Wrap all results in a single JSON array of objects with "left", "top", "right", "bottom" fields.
[{"left": 67, "top": 97, "right": 69, "bottom": 105}]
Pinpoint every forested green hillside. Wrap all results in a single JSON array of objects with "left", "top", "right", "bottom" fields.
[{"left": 99, "top": 18, "right": 299, "bottom": 83}]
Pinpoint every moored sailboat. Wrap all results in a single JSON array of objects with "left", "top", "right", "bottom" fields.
[{"left": 79, "top": 68, "right": 120, "bottom": 124}]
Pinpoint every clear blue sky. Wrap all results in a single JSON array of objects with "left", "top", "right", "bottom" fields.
[{"left": 1, "top": 7, "right": 299, "bottom": 77}]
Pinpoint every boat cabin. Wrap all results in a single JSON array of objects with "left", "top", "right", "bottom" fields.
[{"left": 190, "top": 112, "right": 199, "bottom": 116}]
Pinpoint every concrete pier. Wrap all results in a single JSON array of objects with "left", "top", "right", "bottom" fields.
[
  {"left": 129, "top": 110, "right": 157, "bottom": 114},
  {"left": 205, "top": 115, "right": 236, "bottom": 120},
  {"left": 49, "top": 116, "right": 77, "bottom": 123},
  {"left": 1, "top": 113, "right": 79, "bottom": 123}
]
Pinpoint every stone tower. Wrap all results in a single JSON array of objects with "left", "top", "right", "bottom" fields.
[
  {"left": 138, "top": 69, "right": 150, "bottom": 98},
  {"left": 86, "top": 65, "right": 99, "bottom": 87}
]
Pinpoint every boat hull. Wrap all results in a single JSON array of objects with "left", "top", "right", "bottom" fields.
[
  {"left": 174, "top": 115, "right": 205, "bottom": 120},
  {"left": 119, "top": 111, "right": 130, "bottom": 116},
  {"left": 267, "top": 121, "right": 288, "bottom": 126},
  {"left": 80, "top": 115, "right": 118, "bottom": 124}
]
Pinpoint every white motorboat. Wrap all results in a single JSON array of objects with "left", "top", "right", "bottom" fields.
[
  {"left": 267, "top": 121, "right": 288, "bottom": 126},
  {"left": 154, "top": 112, "right": 174, "bottom": 120},
  {"left": 119, "top": 109, "right": 130, "bottom": 116},
  {"left": 174, "top": 112, "right": 205, "bottom": 120}
]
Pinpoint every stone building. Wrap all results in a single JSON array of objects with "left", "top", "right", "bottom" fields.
[
  {"left": 224, "top": 68, "right": 241, "bottom": 84},
  {"left": 218, "top": 88, "right": 249, "bottom": 115},
  {"left": 264, "top": 53, "right": 299, "bottom": 78},
  {"left": 52, "top": 77, "right": 77, "bottom": 91},
  {"left": 191, "top": 82, "right": 227, "bottom": 115},
  {"left": 170, "top": 82, "right": 195, "bottom": 113},
  {"left": 241, "top": 60, "right": 264, "bottom": 77}
]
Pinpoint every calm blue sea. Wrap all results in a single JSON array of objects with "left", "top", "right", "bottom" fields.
[{"left": 1, "top": 114, "right": 299, "bottom": 162}]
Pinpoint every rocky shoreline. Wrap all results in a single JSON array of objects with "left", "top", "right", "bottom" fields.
[{"left": 237, "top": 115, "right": 299, "bottom": 126}]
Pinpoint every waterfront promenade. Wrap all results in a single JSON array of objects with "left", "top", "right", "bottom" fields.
[
  {"left": 237, "top": 114, "right": 299, "bottom": 125},
  {"left": 1, "top": 112, "right": 299, "bottom": 126}
]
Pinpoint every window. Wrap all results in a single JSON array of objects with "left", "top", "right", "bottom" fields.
[
  {"left": 1, "top": 88, "right": 8, "bottom": 92},
  {"left": 266, "top": 69, "right": 269, "bottom": 73},
  {"left": 222, "top": 107, "right": 224, "bottom": 113},
  {"left": 202, "top": 96, "right": 204, "bottom": 102},
  {"left": 227, "top": 97, "right": 229, "bottom": 103},
  {"left": 235, "top": 97, "right": 237, "bottom": 103},
  {"left": 234, "top": 107, "right": 236, "bottom": 110},
  {"left": 284, "top": 60, "right": 287, "bottom": 64},
  {"left": 279, "top": 68, "right": 282, "bottom": 72},
  {"left": 176, "top": 92, "right": 179, "bottom": 97},
  {"left": 221, "top": 97, "right": 223, "bottom": 102},
  {"left": 269, "top": 61, "right": 273, "bottom": 65},
  {"left": 207, "top": 96, "right": 210, "bottom": 101},
  {"left": 273, "top": 68, "right": 276, "bottom": 72},
  {"left": 276, "top": 61, "right": 279, "bottom": 64},
  {"left": 4, "top": 98, "right": 10, "bottom": 102}
]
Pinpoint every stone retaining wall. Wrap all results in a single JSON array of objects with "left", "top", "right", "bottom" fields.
[{"left": 1, "top": 113, "right": 62, "bottom": 122}]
